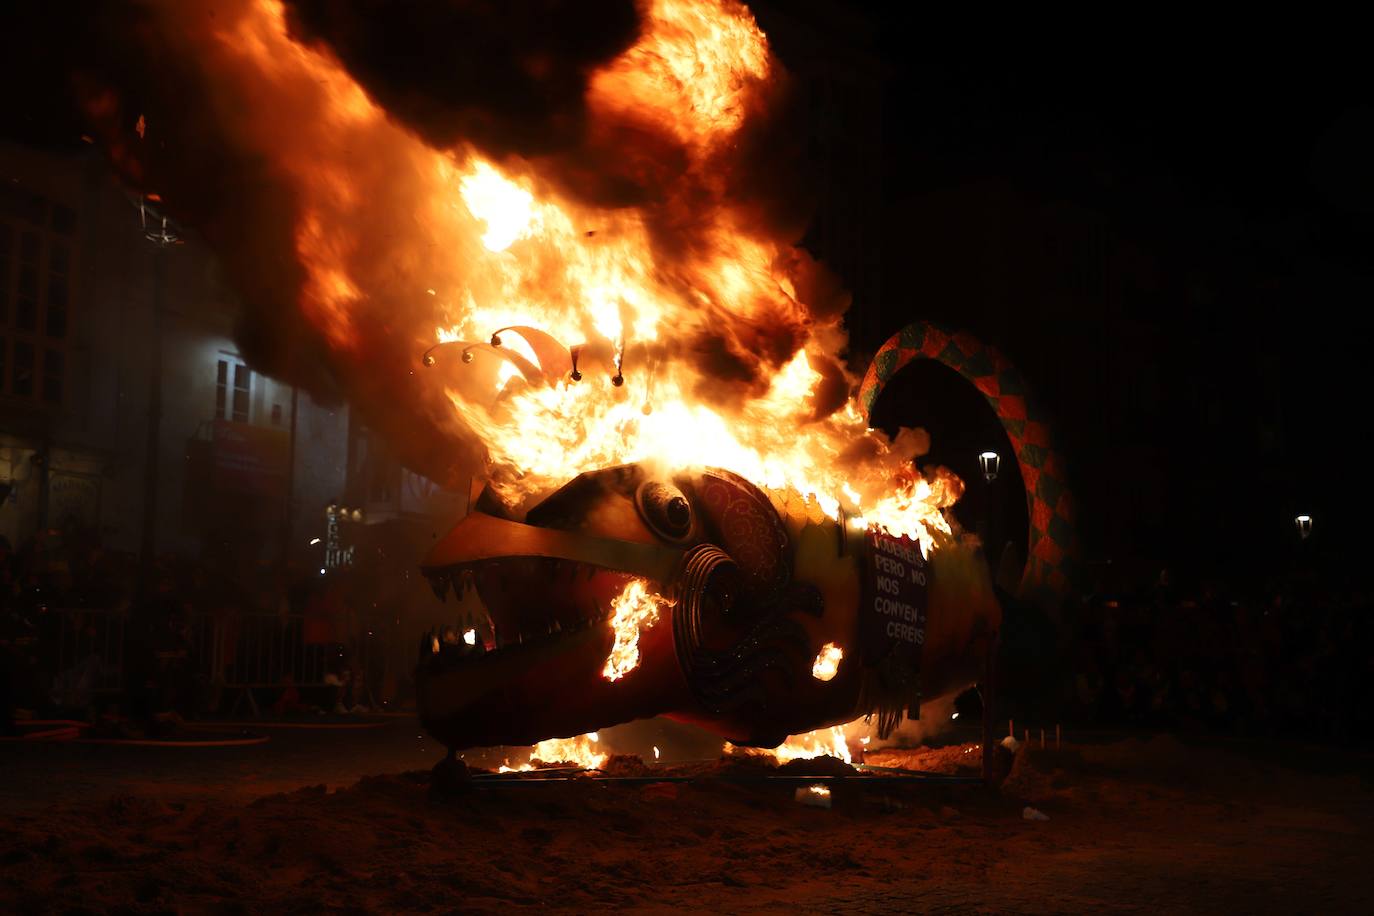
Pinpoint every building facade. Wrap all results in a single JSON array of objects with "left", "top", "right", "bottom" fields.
[{"left": 1, "top": 139, "right": 457, "bottom": 580}]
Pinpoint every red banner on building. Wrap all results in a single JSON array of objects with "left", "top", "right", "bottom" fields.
[{"left": 211, "top": 420, "right": 289, "bottom": 497}]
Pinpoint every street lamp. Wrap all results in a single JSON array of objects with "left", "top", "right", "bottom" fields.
[
  {"left": 978, "top": 451, "right": 1000, "bottom": 483},
  {"left": 1294, "top": 514, "right": 1313, "bottom": 540},
  {"left": 134, "top": 194, "right": 182, "bottom": 597}
]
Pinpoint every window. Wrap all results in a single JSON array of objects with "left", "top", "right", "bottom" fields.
[
  {"left": 215, "top": 360, "right": 227, "bottom": 417},
  {"left": 43, "top": 349, "right": 63, "bottom": 403},
  {"left": 13, "top": 340, "right": 33, "bottom": 397},
  {"left": 46, "top": 240, "right": 68, "bottom": 339},
  {"left": 0, "top": 224, "right": 10, "bottom": 324},
  {"left": 16, "top": 231, "right": 38, "bottom": 331},
  {"left": 1, "top": 189, "right": 75, "bottom": 404},
  {"left": 233, "top": 364, "right": 250, "bottom": 422},
  {"left": 50, "top": 204, "right": 76, "bottom": 236},
  {"left": 216, "top": 358, "right": 252, "bottom": 422}
]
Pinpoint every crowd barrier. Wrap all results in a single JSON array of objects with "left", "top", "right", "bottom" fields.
[
  {"left": 52, "top": 607, "right": 126, "bottom": 699},
  {"left": 48, "top": 607, "right": 388, "bottom": 716}
]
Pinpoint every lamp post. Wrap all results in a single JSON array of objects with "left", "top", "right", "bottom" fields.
[
  {"left": 978, "top": 451, "right": 1001, "bottom": 483},
  {"left": 1294, "top": 514, "right": 1313, "bottom": 540},
  {"left": 976, "top": 451, "right": 1000, "bottom": 565},
  {"left": 136, "top": 195, "right": 180, "bottom": 598},
  {"left": 322, "top": 501, "right": 364, "bottom": 574}
]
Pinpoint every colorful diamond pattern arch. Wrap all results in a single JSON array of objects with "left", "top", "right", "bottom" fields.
[{"left": 858, "top": 321, "right": 1082, "bottom": 604}]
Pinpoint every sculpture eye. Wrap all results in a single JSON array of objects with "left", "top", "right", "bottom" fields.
[{"left": 636, "top": 481, "right": 694, "bottom": 542}]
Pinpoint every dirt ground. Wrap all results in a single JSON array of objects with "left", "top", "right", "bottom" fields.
[{"left": 2, "top": 730, "right": 1372, "bottom": 914}]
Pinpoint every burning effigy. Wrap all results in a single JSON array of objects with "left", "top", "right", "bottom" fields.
[
  {"left": 417, "top": 462, "right": 1000, "bottom": 751},
  {"left": 70, "top": 0, "right": 1074, "bottom": 755}
]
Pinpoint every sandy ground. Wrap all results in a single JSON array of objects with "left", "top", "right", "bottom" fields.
[{"left": 2, "top": 722, "right": 1372, "bottom": 914}]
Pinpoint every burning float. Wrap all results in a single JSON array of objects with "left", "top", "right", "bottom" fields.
[{"left": 78, "top": 0, "right": 1076, "bottom": 768}]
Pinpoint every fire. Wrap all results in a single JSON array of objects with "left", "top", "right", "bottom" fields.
[
  {"left": 724, "top": 716, "right": 880, "bottom": 764},
  {"left": 458, "top": 162, "right": 537, "bottom": 253},
  {"left": 119, "top": 0, "right": 964, "bottom": 555},
  {"left": 774, "top": 726, "right": 853, "bottom": 765},
  {"left": 498, "top": 732, "right": 607, "bottom": 772},
  {"left": 588, "top": 0, "right": 770, "bottom": 149},
  {"left": 603, "top": 579, "right": 667, "bottom": 682},
  {"left": 811, "top": 643, "right": 843, "bottom": 681}
]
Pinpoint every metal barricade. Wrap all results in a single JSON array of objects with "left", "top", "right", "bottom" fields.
[
  {"left": 52, "top": 607, "right": 126, "bottom": 698},
  {"left": 47, "top": 608, "right": 394, "bottom": 717},
  {"left": 206, "top": 612, "right": 313, "bottom": 715}
]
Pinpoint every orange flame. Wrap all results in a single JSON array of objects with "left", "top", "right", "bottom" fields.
[
  {"left": 726, "top": 723, "right": 857, "bottom": 765},
  {"left": 603, "top": 579, "right": 668, "bottom": 682},
  {"left": 724, "top": 715, "right": 887, "bottom": 764},
  {"left": 175, "top": 0, "right": 962, "bottom": 551},
  {"left": 498, "top": 732, "right": 607, "bottom": 772},
  {"left": 811, "top": 642, "right": 843, "bottom": 682},
  {"left": 773, "top": 725, "right": 853, "bottom": 764}
]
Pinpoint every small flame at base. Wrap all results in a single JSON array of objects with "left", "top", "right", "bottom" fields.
[
  {"left": 498, "top": 732, "right": 607, "bottom": 771},
  {"left": 724, "top": 717, "right": 880, "bottom": 765}
]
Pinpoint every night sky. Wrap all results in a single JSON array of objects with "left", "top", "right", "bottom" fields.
[{"left": 761, "top": 8, "right": 1374, "bottom": 584}]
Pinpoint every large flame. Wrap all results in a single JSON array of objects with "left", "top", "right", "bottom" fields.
[{"left": 113, "top": 0, "right": 962, "bottom": 552}]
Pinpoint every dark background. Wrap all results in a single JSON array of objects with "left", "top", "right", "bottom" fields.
[
  {"left": 754, "top": 5, "right": 1373, "bottom": 588},
  {"left": 4, "top": 3, "right": 1369, "bottom": 590}
]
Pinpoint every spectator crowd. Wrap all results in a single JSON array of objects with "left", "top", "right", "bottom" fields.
[
  {"left": 6, "top": 523, "right": 1371, "bottom": 746},
  {"left": 0, "top": 526, "right": 406, "bottom": 736},
  {"left": 1000, "top": 566, "right": 1374, "bottom": 745}
]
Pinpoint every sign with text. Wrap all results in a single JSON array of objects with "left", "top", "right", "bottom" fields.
[{"left": 860, "top": 529, "right": 929, "bottom": 672}]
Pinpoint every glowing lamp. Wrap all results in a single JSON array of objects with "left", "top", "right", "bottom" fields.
[
  {"left": 1295, "top": 514, "right": 1313, "bottom": 539},
  {"left": 978, "top": 451, "right": 1000, "bottom": 482},
  {"left": 462, "top": 628, "right": 477, "bottom": 646}
]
